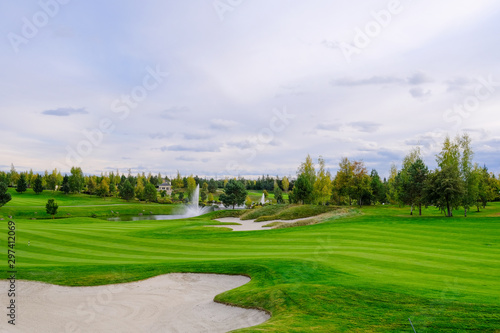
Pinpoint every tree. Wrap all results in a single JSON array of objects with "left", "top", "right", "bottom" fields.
[
  {"left": 135, "top": 177, "right": 145, "bottom": 201},
  {"left": 425, "top": 165, "right": 464, "bottom": 217},
  {"left": 476, "top": 165, "right": 492, "bottom": 211},
  {"left": 0, "top": 182, "right": 12, "bottom": 208},
  {"left": 187, "top": 176, "right": 197, "bottom": 201},
  {"left": 45, "top": 199, "right": 59, "bottom": 219},
  {"left": 9, "top": 164, "right": 19, "bottom": 187},
  {"left": 119, "top": 180, "right": 135, "bottom": 201},
  {"left": 208, "top": 179, "right": 218, "bottom": 193},
  {"left": 95, "top": 179, "right": 110, "bottom": 198},
  {"left": 172, "top": 171, "right": 184, "bottom": 189},
  {"left": 406, "top": 158, "right": 429, "bottom": 215},
  {"left": 33, "top": 175, "right": 44, "bottom": 195},
  {"left": 69, "top": 167, "right": 84, "bottom": 193},
  {"left": 386, "top": 163, "right": 399, "bottom": 204},
  {"left": 61, "top": 175, "right": 70, "bottom": 195},
  {"left": 459, "top": 134, "right": 478, "bottom": 217},
  {"left": 335, "top": 157, "right": 354, "bottom": 205},
  {"left": 144, "top": 183, "right": 157, "bottom": 203},
  {"left": 16, "top": 173, "right": 27, "bottom": 194},
  {"left": 274, "top": 183, "right": 284, "bottom": 204},
  {"left": 313, "top": 156, "right": 332, "bottom": 205},
  {"left": 369, "top": 170, "right": 385, "bottom": 204},
  {"left": 292, "top": 173, "right": 314, "bottom": 204},
  {"left": 351, "top": 161, "right": 371, "bottom": 207},
  {"left": 207, "top": 193, "right": 214, "bottom": 203},
  {"left": 282, "top": 176, "right": 290, "bottom": 192},
  {"left": 298, "top": 154, "right": 316, "bottom": 189},
  {"left": 219, "top": 179, "right": 247, "bottom": 209},
  {"left": 428, "top": 135, "right": 467, "bottom": 217}
]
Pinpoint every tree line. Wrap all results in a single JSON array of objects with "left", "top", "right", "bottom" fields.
[
  {"left": 290, "top": 134, "right": 500, "bottom": 217},
  {"left": 1, "top": 133, "right": 499, "bottom": 216}
]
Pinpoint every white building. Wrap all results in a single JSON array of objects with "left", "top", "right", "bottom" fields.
[{"left": 158, "top": 181, "right": 173, "bottom": 195}]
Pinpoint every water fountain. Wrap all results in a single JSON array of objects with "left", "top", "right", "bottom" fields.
[
  {"left": 184, "top": 184, "right": 211, "bottom": 217},
  {"left": 260, "top": 193, "right": 265, "bottom": 205}
]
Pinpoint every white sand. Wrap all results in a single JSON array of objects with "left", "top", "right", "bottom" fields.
[
  {"left": 0, "top": 274, "right": 269, "bottom": 333},
  {"left": 210, "top": 217, "right": 310, "bottom": 231}
]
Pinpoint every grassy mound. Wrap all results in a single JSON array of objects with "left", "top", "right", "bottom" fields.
[{"left": 250, "top": 204, "right": 339, "bottom": 222}]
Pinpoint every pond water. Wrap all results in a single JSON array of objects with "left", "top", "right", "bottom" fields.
[{"left": 107, "top": 214, "right": 189, "bottom": 221}]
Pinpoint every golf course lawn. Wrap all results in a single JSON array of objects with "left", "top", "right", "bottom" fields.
[{"left": 2, "top": 190, "right": 499, "bottom": 332}]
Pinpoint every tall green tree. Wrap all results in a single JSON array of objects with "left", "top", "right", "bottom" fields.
[
  {"left": 119, "top": 180, "right": 135, "bottom": 201},
  {"left": 144, "top": 183, "right": 158, "bottom": 203},
  {"left": 0, "top": 182, "right": 12, "bottom": 208},
  {"left": 407, "top": 158, "right": 429, "bottom": 215},
  {"left": 425, "top": 165, "right": 464, "bottom": 217},
  {"left": 16, "top": 173, "right": 27, "bottom": 194},
  {"left": 351, "top": 161, "right": 371, "bottom": 207},
  {"left": 273, "top": 181, "right": 284, "bottom": 204},
  {"left": 45, "top": 199, "right": 59, "bottom": 219},
  {"left": 335, "top": 157, "right": 354, "bottom": 205},
  {"left": 313, "top": 157, "right": 333, "bottom": 205},
  {"left": 429, "top": 135, "right": 464, "bottom": 217},
  {"left": 292, "top": 173, "right": 314, "bottom": 204},
  {"left": 459, "top": 134, "right": 478, "bottom": 217},
  {"left": 60, "top": 175, "right": 70, "bottom": 195},
  {"left": 33, "top": 175, "right": 44, "bottom": 195},
  {"left": 281, "top": 176, "right": 290, "bottom": 192},
  {"left": 219, "top": 179, "right": 247, "bottom": 209},
  {"left": 69, "top": 167, "right": 84, "bottom": 193},
  {"left": 369, "top": 169, "right": 385, "bottom": 204},
  {"left": 298, "top": 155, "right": 316, "bottom": 189},
  {"left": 186, "top": 175, "right": 197, "bottom": 201},
  {"left": 95, "top": 179, "right": 110, "bottom": 198},
  {"left": 9, "top": 164, "right": 19, "bottom": 187}
]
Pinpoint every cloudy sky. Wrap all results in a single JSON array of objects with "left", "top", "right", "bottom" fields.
[{"left": 1, "top": 0, "right": 500, "bottom": 179}]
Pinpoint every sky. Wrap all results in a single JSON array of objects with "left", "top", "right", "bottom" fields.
[{"left": 1, "top": 0, "right": 500, "bottom": 179}]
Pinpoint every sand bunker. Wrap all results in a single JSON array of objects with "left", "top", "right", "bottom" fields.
[
  {"left": 0, "top": 273, "right": 269, "bottom": 333},
  {"left": 211, "top": 217, "right": 310, "bottom": 231}
]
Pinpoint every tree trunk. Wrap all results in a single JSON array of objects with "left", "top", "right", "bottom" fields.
[
  {"left": 447, "top": 202, "right": 452, "bottom": 217},
  {"left": 419, "top": 204, "right": 422, "bottom": 216},
  {"left": 464, "top": 207, "right": 467, "bottom": 217},
  {"left": 410, "top": 204, "right": 413, "bottom": 216}
]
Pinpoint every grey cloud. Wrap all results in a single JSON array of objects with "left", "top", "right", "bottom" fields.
[
  {"left": 407, "top": 71, "right": 434, "bottom": 85},
  {"left": 331, "top": 76, "right": 404, "bottom": 86},
  {"left": 149, "top": 132, "right": 173, "bottom": 139},
  {"left": 316, "top": 123, "right": 342, "bottom": 131},
  {"left": 161, "top": 106, "right": 189, "bottom": 119},
  {"left": 184, "top": 133, "right": 213, "bottom": 140},
  {"left": 42, "top": 107, "right": 88, "bottom": 116},
  {"left": 176, "top": 156, "right": 197, "bottom": 162},
  {"left": 210, "top": 119, "right": 238, "bottom": 130},
  {"left": 348, "top": 121, "right": 381, "bottom": 133},
  {"left": 409, "top": 87, "right": 431, "bottom": 100},
  {"left": 445, "top": 77, "right": 475, "bottom": 92},
  {"left": 159, "top": 144, "right": 220, "bottom": 152}
]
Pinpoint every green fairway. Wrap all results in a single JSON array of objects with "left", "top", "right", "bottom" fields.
[{"left": 1, "top": 193, "right": 499, "bottom": 332}]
